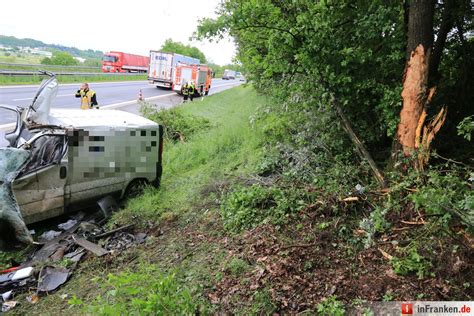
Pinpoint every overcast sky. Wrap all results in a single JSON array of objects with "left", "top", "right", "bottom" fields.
[{"left": 0, "top": 0, "right": 235, "bottom": 65}]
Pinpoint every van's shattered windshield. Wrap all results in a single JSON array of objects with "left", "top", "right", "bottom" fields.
[{"left": 0, "top": 148, "right": 33, "bottom": 249}]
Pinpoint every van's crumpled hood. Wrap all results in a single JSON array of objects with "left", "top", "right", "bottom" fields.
[{"left": 0, "top": 148, "right": 33, "bottom": 250}]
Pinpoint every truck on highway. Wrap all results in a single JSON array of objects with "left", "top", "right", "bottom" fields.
[
  {"left": 148, "top": 51, "right": 200, "bottom": 89},
  {"left": 102, "top": 51, "right": 150, "bottom": 73},
  {"left": 173, "top": 64, "right": 213, "bottom": 96},
  {"left": 222, "top": 69, "right": 236, "bottom": 80},
  {"left": 0, "top": 74, "right": 163, "bottom": 248}
]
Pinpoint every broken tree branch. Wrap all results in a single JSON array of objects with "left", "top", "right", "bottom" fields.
[{"left": 331, "top": 95, "right": 387, "bottom": 188}]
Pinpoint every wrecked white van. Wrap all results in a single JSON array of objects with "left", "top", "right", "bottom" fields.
[{"left": 0, "top": 74, "right": 163, "bottom": 248}]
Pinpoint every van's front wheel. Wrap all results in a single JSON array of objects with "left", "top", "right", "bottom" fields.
[{"left": 124, "top": 179, "right": 148, "bottom": 199}]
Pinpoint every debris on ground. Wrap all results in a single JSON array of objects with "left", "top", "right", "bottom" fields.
[
  {"left": 57, "top": 219, "right": 78, "bottom": 231},
  {"left": 2, "top": 300, "right": 17, "bottom": 312},
  {"left": 72, "top": 236, "right": 108, "bottom": 257},
  {"left": 38, "top": 230, "right": 62, "bottom": 242},
  {"left": 0, "top": 205, "right": 147, "bottom": 308},
  {"left": 37, "top": 267, "right": 70, "bottom": 292}
]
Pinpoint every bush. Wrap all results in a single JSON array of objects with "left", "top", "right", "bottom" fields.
[
  {"left": 391, "top": 247, "right": 433, "bottom": 279},
  {"left": 409, "top": 166, "right": 474, "bottom": 229},
  {"left": 140, "top": 102, "right": 211, "bottom": 142},
  {"left": 221, "top": 184, "right": 313, "bottom": 233},
  {"left": 41, "top": 51, "right": 78, "bottom": 66},
  {"left": 317, "top": 296, "right": 345, "bottom": 316}
]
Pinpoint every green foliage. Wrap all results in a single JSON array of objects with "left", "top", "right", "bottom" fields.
[
  {"left": 0, "top": 248, "right": 30, "bottom": 270},
  {"left": 76, "top": 266, "right": 198, "bottom": 315},
  {"left": 160, "top": 38, "right": 207, "bottom": 63},
  {"left": 197, "top": 0, "right": 473, "bottom": 163},
  {"left": 409, "top": 167, "right": 474, "bottom": 227},
  {"left": 197, "top": 0, "right": 405, "bottom": 147},
  {"left": 41, "top": 51, "right": 78, "bottom": 66},
  {"left": 391, "top": 247, "right": 433, "bottom": 279},
  {"left": 221, "top": 184, "right": 312, "bottom": 233},
  {"left": 139, "top": 102, "right": 211, "bottom": 142},
  {"left": 316, "top": 296, "right": 345, "bottom": 316},
  {"left": 457, "top": 116, "right": 474, "bottom": 141},
  {"left": 0, "top": 35, "right": 103, "bottom": 59}
]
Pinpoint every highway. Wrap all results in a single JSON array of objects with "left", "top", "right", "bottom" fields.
[{"left": 0, "top": 78, "right": 243, "bottom": 125}]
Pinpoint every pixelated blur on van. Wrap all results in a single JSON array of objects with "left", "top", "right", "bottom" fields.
[{"left": 0, "top": 74, "right": 163, "bottom": 245}]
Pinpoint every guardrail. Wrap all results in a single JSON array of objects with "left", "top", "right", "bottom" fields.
[
  {"left": 0, "top": 70, "right": 146, "bottom": 76},
  {"left": 0, "top": 62, "right": 100, "bottom": 69}
]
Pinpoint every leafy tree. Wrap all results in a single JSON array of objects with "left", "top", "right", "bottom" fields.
[
  {"left": 41, "top": 51, "right": 78, "bottom": 66},
  {"left": 160, "top": 39, "right": 207, "bottom": 63},
  {"left": 196, "top": 0, "right": 473, "bottom": 174}
]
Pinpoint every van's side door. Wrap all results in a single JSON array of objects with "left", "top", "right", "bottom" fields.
[{"left": 13, "top": 133, "right": 68, "bottom": 224}]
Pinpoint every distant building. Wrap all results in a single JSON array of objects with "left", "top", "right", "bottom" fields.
[
  {"left": 0, "top": 44, "right": 13, "bottom": 51},
  {"left": 0, "top": 45, "right": 52, "bottom": 57},
  {"left": 74, "top": 57, "right": 86, "bottom": 63}
]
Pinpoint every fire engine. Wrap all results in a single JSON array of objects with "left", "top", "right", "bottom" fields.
[{"left": 172, "top": 64, "right": 213, "bottom": 96}]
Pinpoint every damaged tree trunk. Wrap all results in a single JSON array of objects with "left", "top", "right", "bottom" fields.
[
  {"left": 395, "top": 0, "right": 441, "bottom": 168},
  {"left": 397, "top": 44, "right": 430, "bottom": 156}
]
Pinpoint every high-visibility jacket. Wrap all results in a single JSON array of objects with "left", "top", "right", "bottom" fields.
[
  {"left": 189, "top": 84, "right": 195, "bottom": 95},
  {"left": 182, "top": 84, "right": 189, "bottom": 96},
  {"left": 75, "top": 89, "right": 98, "bottom": 109}
]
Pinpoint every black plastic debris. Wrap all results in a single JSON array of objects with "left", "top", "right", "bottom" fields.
[{"left": 37, "top": 267, "right": 69, "bottom": 292}]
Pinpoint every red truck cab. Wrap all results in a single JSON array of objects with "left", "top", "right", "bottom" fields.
[{"left": 102, "top": 52, "right": 149, "bottom": 73}]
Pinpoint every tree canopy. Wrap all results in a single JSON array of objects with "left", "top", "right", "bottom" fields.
[
  {"left": 41, "top": 51, "right": 78, "bottom": 66},
  {"left": 160, "top": 39, "right": 207, "bottom": 63}
]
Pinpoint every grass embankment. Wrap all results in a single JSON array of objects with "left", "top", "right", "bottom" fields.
[{"left": 0, "top": 74, "right": 147, "bottom": 85}]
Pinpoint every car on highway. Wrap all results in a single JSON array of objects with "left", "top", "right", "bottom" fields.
[
  {"left": 222, "top": 69, "right": 236, "bottom": 80},
  {"left": 0, "top": 74, "right": 163, "bottom": 248}
]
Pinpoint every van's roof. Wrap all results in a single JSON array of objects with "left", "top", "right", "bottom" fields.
[{"left": 48, "top": 109, "right": 158, "bottom": 129}]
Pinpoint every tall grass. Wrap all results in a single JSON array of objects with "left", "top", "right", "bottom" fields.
[{"left": 115, "top": 85, "right": 265, "bottom": 225}]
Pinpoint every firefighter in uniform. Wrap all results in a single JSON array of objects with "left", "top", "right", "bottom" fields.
[
  {"left": 182, "top": 82, "right": 190, "bottom": 102},
  {"left": 188, "top": 81, "right": 196, "bottom": 101},
  {"left": 75, "top": 83, "right": 99, "bottom": 109}
]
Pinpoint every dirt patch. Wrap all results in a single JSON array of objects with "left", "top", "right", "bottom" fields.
[{"left": 208, "top": 209, "right": 473, "bottom": 313}]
